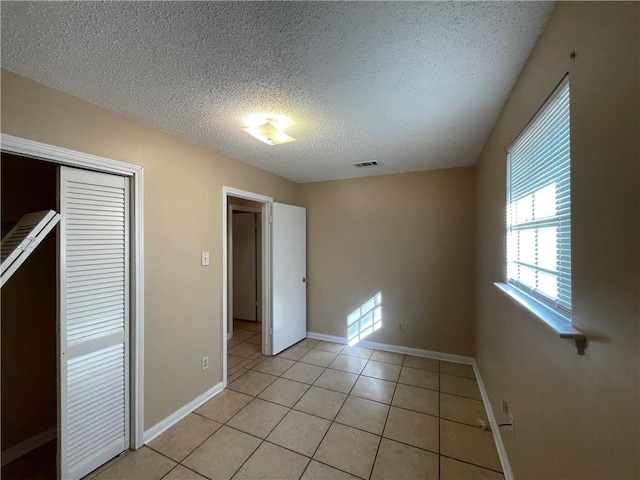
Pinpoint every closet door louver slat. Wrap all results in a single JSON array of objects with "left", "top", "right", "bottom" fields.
[{"left": 60, "top": 168, "right": 129, "bottom": 480}]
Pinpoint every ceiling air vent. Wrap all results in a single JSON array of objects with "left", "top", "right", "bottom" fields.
[{"left": 353, "top": 161, "right": 378, "bottom": 168}]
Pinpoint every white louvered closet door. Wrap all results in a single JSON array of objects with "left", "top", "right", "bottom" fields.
[{"left": 59, "top": 167, "right": 129, "bottom": 480}]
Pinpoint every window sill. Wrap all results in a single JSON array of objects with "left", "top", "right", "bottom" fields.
[{"left": 494, "top": 282, "right": 587, "bottom": 355}]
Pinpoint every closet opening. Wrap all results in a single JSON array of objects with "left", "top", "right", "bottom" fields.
[
  {"left": 1, "top": 153, "right": 58, "bottom": 479},
  {"left": 1, "top": 134, "right": 144, "bottom": 480}
]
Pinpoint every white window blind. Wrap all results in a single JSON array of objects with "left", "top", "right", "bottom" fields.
[{"left": 507, "top": 77, "right": 571, "bottom": 318}]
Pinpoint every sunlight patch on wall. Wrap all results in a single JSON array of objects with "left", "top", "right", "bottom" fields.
[{"left": 347, "top": 292, "right": 382, "bottom": 346}]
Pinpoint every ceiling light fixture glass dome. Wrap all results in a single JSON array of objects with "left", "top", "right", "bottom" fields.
[{"left": 242, "top": 113, "right": 296, "bottom": 145}]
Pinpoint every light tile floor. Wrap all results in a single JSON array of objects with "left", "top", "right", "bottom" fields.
[{"left": 86, "top": 320, "right": 505, "bottom": 480}]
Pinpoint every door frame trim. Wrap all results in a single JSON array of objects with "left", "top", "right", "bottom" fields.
[
  {"left": 222, "top": 187, "right": 272, "bottom": 387},
  {"left": 0, "top": 133, "right": 145, "bottom": 449}
]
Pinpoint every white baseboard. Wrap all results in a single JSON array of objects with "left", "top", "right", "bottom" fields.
[
  {"left": 1, "top": 426, "right": 57, "bottom": 466},
  {"left": 143, "top": 381, "right": 225, "bottom": 444},
  {"left": 472, "top": 360, "right": 513, "bottom": 480},
  {"left": 305, "top": 332, "right": 347, "bottom": 345},
  {"left": 305, "top": 331, "right": 475, "bottom": 365},
  {"left": 307, "top": 331, "right": 511, "bottom": 477}
]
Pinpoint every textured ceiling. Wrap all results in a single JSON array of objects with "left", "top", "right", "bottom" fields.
[{"left": 1, "top": 2, "right": 554, "bottom": 183}]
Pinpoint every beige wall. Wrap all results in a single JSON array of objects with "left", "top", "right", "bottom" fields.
[
  {"left": 228, "top": 197, "right": 263, "bottom": 209},
  {"left": 0, "top": 70, "right": 299, "bottom": 429},
  {"left": 475, "top": 2, "right": 639, "bottom": 479},
  {"left": 300, "top": 167, "right": 476, "bottom": 356},
  {"left": 5, "top": 6, "right": 638, "bottom": 475},
  {"left": 1, "top": 155, "right": 57, "bottom": 449}
]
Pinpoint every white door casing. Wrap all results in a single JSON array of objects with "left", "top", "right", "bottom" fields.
[
  {"left": 59, "top": 167, "right": 130, "bottom": 480},
  {"left": 222, "top": 187, "right": 273, "bottom": 379},
  {"left": 271, "top": 203, "right": 307, "bottom": 355}
]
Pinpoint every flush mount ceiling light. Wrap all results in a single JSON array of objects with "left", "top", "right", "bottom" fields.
[{"left": 242, "top": 113, "right": 296, "bottom": 145}]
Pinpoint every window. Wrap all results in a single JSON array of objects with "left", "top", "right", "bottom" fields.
[{"left": 506, "top": 76, "right": 571, "bottom": 319}]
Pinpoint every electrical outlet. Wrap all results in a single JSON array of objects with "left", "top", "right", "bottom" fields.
[{"left": 202, "top": 356, "right": 209, "bottom": 370}]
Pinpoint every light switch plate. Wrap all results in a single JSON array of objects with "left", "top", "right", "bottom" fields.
[{"left": 201, "top": 251, "right": 210, "bottom": 266}]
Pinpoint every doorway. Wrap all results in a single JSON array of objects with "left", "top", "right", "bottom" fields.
[
  {"left": 227, "top": 201, "right": 264, "bottom": 379},
  {"left": 0, "top": 134, "right": 144, "bottom": 480},
  {"left": 1, "top": 154, "right": 58, "bottom": 479},
  {"left": 221, "top": 187, "right": 309, "bottom": 386},
  {"left": 229, "top": 204, "right": 262, "bottom": 330},
  {"left": 222, "top": 187, "right": 272, "bottom": 385}
]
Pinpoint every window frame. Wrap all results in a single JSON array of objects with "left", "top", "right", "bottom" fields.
[{"left": 505, "top": 75, "right": 572, "bottom": 321}]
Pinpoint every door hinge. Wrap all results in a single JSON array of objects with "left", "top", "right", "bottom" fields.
[
  {"left": 269, "top": 215, "right": 273, "bottom": 224},
  {"left": 269, "top": 327, "right": 273, "bottom": 335}
]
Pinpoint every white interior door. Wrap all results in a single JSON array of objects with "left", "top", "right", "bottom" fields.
[
  {"left": 59, "top": 167, "right": 129, "bottom": 480},
  {"left": 271, "top": 203, "right": 306, "bottom": 354},
  {"left": 233, "top": 212, "right": 257, "bottom": 322}
]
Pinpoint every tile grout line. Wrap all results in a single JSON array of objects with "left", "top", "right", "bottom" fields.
[
  {"left": 152, "top": 414, "right": 492, "bottom": 479},
  {"left": 158, "top": 380, "right": 496, "bottom": 476},
  {"left": 148, "top": 421, "right": 222, "bottom": 480},
  {"left": 191, "top": 324, "right": 271, "bottom": 480},
  {"left": 232, "top": 349, "right": 479, "bottom": 414},
  {"left": 316, "top": 351, "right": 370, "bottom": 479},
  {"left": 178, "top": 461, "right": 216, "bottom": 480},
  {"left": 229, "top": 338, "right": 488, "bottom": 441},
  {"left": 219, "top": 334, "right": 502, "bottom": 478},
  {"left": 200, "top": 365, "right": 297, "bottom": 479},
  {"left": 287, "top": 341, "right": 368, "bottom": 478},
  {"left": 225, "top": 432, "right": 263, "bottom": 479},
  {"left": 226, "top": 344, "right": 333, "bottom": 478},
  {"left": 191, "top": 392, "right": 494, "bottom": 473},
  {"left": 234, "top": 357, "right": 480, "bottom": 402},
  {"left": 438, "top": 453, "right": 505, "bottom": 475},
  {"left": 270, "top": 350, "right": 480, "bottom": 400},
  {"left": 204, "top": 329, "right": 344, "bottom": 477},
  {"left": 224, "top": 404, "right": 310, "bottom": 479},
  {"left": 222, "top": 421, "right": 367, "bottom": 479},
  {"left": 158, "top": 463, "right": 180, "bottom": 480},
  {"left": 265, "top": 344, "right": 330, "bottom": 478},
  {"left": 328, "top": 350, "right": 401, "bottom": 477},
  {"left": 367, "top": 367, "right": 400, "bottom": 480},
  {"left": 352, "top": 352, "right": 383, "bottom": 480},
  {"left": 233, "top": 337, "right": 478, "bottom": 388}
]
